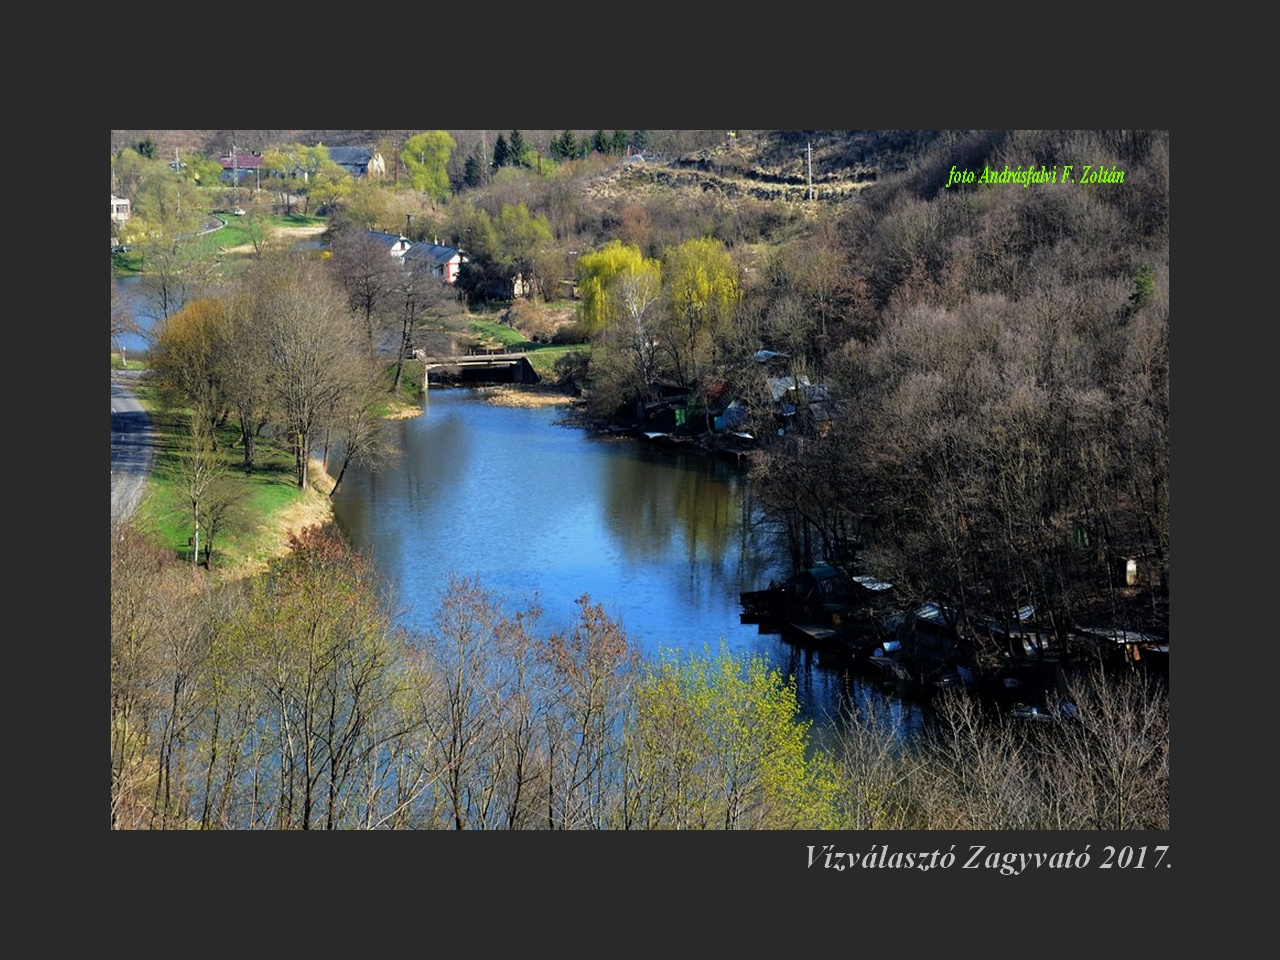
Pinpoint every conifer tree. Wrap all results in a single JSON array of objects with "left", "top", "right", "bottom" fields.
[
  {"left": 508, "top": 130, "right": 528, "bottom": 166},
  {"left": 492, "top": 133, "right": 511, "bottom": 169}
]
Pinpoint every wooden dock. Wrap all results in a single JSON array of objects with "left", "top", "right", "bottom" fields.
[{"left": 787, "top": 622, "right": 838, "bottom": 643}]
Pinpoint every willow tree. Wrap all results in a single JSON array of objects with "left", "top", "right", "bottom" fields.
[
  {"left": 400, "top": 131, "right": 456, "bottom": 202},
  {"left": 576, "top": 240, "right": 654, "bottom": 337},
  {"left": 659, "top": 236, "right": 741, "bottom": 393}
]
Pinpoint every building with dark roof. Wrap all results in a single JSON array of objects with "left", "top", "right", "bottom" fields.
[
  {"left": 326, "top": 147, "right": 386, "bottom": 179},
  {"left": 403, "top": 241, "right": 466, "bottom": 284}
]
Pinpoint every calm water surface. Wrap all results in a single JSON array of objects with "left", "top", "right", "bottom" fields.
[
  {"left": 112, "top": 275, "right": 171, "bottom": 356},
  {"left": 113, "top": 271, "right": 920, "bottom": 734},
  {"left": 332, "top": 387, "right": 920, "bottom": 733}
]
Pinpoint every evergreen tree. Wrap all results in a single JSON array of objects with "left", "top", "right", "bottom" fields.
[
  {"left": 464, "top": 152, "right": 483, "bottom": 188},
  {"left": 592, "top": 130, "right": 609, "bottom": 154},
  {"left": 612, "top": 130, "right": 629, "bottom": 155},
  {"left": 632, "top": 130, "right": 649, "bottom": 151},
  {"left": 551, "top": 130, "right": 579, "bottom": 161},
  {"left": 509, "top": 130, "right": 528, "bottom": 167},
  {"left": 135, "top": 137, "right": 157, "bottom": 160},
  {"left": 492, "top": 133, "right": 511, "bottom": 169}
]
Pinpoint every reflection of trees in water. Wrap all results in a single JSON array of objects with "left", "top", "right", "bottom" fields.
[
  {"left": 601, "top": 448, "right": 744, "bottom": 582},
  {"left": 601, "top": 452, "right": 672, "bottom": 561},
  {"left": 402, "top": 408, "right": 470, "bottom": 504},
  {"left": 672, "top": 455, "right": 736, "bottom": 568},
  {"left": 334, "top": 412, "right": 470, "bottom": 575}
]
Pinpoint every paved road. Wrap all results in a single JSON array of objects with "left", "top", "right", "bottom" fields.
[{"left": 111, "top": 370, "right": 153, "bottom": 522}]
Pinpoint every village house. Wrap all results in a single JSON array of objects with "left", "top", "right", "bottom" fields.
[
  {"left": 367, "top": 231, "right": 413, "bottom": 259},
  {"left": 325, "top": 146, "right": 386, "bottom": 180},
  {"left": 218, "top": 151, "right": 265, "bottom": 185},
  {"left": 403, "top": 240, "right": 466, "bottom": 284}
]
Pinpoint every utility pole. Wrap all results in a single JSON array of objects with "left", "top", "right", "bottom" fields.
[{"left": 807, "top": 140, "right": 814, "bottom": 201}]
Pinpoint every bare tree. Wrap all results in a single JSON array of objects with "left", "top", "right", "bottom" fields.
[
  {"left": 1052, "top": 664, "right": 1169, "bottom": 830},
  {"left": 244, "top": 249, "right": 365, "bottom": 490},
  {"left": 384, "top": 256, "right": 453, "bottom": 395},
  {"left": 539, "top": 597, "right": 638, "bottom": 829},
  {"left": 180, "top": 416, "right": 227, "bottom": 568},
  {"left": 329, "top": 225, "right": 394, "bottom": 351},
  {"left": 322, "top": 355, "right": 398, "bottom": 498}
]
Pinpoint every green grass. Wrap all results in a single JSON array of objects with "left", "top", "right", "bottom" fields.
[
  {"left": 466, "top": 319, "right": 590, "bottom": 378},
  {"left": 524, "top": 344, "right": 588, "bottom": 379},
  {"left": 468, "top": 319, "right": 531, "bottom": 350},
  {"left": 115, "top": 211, "right": 329, "bottom": 275},
  {"left": 111, "top": 353, "right": 146, "bottom": 371},
  {"left": 192, "top": 212, "right": 327, "bottom": 260},
  {"left": 128, "top": 380, "right": 326, "bottom": 571},
  {"left": 377, "top": 359, "right": 426, "bottom": 411},
  {"left": 112, "top": 249, "right": 142, "bottom": 275},
  {"left": 124, "top": 357, "right": 427, "bottom": 573}
]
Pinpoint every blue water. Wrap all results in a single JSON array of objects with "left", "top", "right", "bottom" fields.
[
  {"left": 331, "top": 388, "right": 910, "bottom": 729},
  {"left": 111, "top": 275, "right": 170, "bottom": 355}
]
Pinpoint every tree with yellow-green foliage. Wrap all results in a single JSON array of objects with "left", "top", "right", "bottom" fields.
[
  {"left": 579, "top": 241, "right": 664, "bottom": 415},
  {"left": 621, "top": 644, "right": 842, "bottom": 829},
  {"left": 148, "top": 298, "right": 231, "bottom": 435},
  {"left": 262, "top": 143, "right": 330, "bottom": 214},
  {"left": 494, "top": 203, "right": 554, "bottom": 300},
  {"left": 307, "top": 159, "right": 355, "bottom": 216},
  {"left": 400, "top": 131, "right": 455, "bottom": 202},
  {"left": 576, "top": 240, "right": 656, "bottom": 337},
  {"left": 659, "top": 236, "right": 741, "bottom": 392}
]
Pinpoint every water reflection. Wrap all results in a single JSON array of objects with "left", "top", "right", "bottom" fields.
[
  {"left": 331, "top": 388, "right": 893, "bottom": 729},
  {"left": 112, "top": 275, "right": 170, "bottom": 355},
  {"left": 600, "top": 443, "right": 747, "bottom": 609}
]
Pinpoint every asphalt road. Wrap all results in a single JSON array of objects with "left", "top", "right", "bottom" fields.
[{"left": 111, "top": 370, "right": 153, "bottom": 522}]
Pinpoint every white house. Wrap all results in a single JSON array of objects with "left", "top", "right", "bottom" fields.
[
  {"left": 111, "top": 195, "right": 131, "bottom": 223},
  {"left": 367, "top": 231, "right": 413, "bottom": 259}
]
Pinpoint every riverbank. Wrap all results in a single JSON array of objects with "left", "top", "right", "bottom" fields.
[{"left": 200, "top": 456, "right": 338, "bottom": 581}]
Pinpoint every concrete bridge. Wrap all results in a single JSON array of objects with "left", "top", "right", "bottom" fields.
[{"left": 412, "top": 349, "right": 541, "bottom": 387}]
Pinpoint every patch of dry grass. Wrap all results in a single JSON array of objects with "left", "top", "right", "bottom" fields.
[
  {"left": 476, "top": 385, "right": 575, "bottom": 408},
  {"left": 215, "top": 458, "right": 336, "bottom": 581}
]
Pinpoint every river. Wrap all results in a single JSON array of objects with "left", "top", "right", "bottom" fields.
[
  {"left": 112, "top": 275, "right": 168, "bottom": 357},
  {"left": 330, "top": 386, "right": 922, "bottom": 735},
  {"left": 112, "top": 273, "right": 920, "bottom": 735}
]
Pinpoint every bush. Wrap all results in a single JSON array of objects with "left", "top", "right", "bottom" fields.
[
  {"left": 553, "top": 351, "right": 589, "bottom": 392},
  {"left": 506, "top": 300, "right": 557, "bottom": 343},
  {"left": 551, "top": 320, "right": 592, "bottom": 345}
]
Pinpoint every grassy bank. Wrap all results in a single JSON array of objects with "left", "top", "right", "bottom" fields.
[
  {"left": 124, "top": 376, "right": 337, "bottom": 579},
  {"left": 467, "top": 318, "right": 589, "bottom": 380},
  {"left": 121, "top": 358, "right": 428, "bottom": 580}
]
